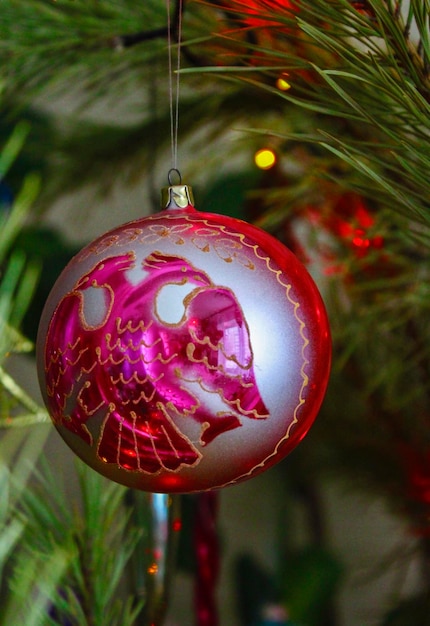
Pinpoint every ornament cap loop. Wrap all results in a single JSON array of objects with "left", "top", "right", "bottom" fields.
[
  {"left": 162, "top": 184, "right": 195, "bottom": 210},
  {"left": 168, "top": 168, "right": 182, "bottom": 185}
]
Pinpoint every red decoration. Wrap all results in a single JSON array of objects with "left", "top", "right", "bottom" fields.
[
  {"left": 229, "top": 0, "right": 294, "bottom": 28},
  {"left": 350, "top": 1, "right": 376, "bottom": 19},
  {"left": 194, "top": 492, "right": 220, "bottom": 626},
  {"left": 400, "top": 444, "right": 430, "bottom": 536},
  {"left": 37, "top": 185, "right": 331, "bottom": 493},
  {"left": 301, "top": 193, "right": 386, "bottom": 277},
  {"left": 324, "top": 193, "right": 384, "bottom": 258},
  {"left": 234, "top": 0, "right": 292, "bottom": 27}
]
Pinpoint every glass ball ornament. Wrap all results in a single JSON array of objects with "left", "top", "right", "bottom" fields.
[{"left": 36, "top": 184, "right": 331, "bottom": 493}]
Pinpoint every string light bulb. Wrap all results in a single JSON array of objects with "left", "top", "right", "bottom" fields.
[
  {"left": 254, "top": 148, "right": 277, "bottom": 170},
  {"left": 276, "top": 75, "right": 291, "bottom": 91}
]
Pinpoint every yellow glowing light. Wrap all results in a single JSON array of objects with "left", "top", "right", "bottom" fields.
[
  {"left": 254, "top": 148, "right": 277, "bottom": 170},
  {"left": 276, "top": 76, "right": 291, "bottom": 91},
  {"left": 147, "top": 563, "right": 159, "bottom": 575}
]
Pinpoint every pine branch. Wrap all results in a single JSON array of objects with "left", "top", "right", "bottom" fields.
[
  {"left": 198, "top": 0, "right": 430, "bottom": 228},
  {"left": 0, "top": 0, "right": 209, "bottom": 104},
  {"left": 2, "top": 0, "right": 428, "bottom": 232},
  {"left": 19, "top": 462, "right": 143, "bottom": 626},
  {"left": 113, "top": 0, "right": 185, "bottom": 49},
  {"left": 0, "top": 1, "right": 162, "bottom": 100},
  {"left": 0, "top": 125, "right": 48, "bottom": 429},
  {"left": 0, "top": 426, "right": 58, "bottom": 626}
]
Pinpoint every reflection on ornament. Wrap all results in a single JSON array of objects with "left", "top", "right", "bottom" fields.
[
  {"left": 37, "top": 185, "right": 331, "bottom": 493},
  {"left": 137, "top": 492, "right": 180, "bottom": 624},
  {"left": 255, "top": 148, "right": 277, "bottom": 170}
]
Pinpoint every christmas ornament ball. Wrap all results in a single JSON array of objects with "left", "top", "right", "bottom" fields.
[{"left": 36, "top": 185, "right": 331, "bottom": 493}]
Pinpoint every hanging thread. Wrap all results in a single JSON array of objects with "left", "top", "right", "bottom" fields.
[{"left": 167, "top": 0, "right": 183, "bottom": 182}]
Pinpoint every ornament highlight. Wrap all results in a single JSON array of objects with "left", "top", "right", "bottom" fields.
[{"left": 37, "top": 184, "right": 331, "bottom": 493}]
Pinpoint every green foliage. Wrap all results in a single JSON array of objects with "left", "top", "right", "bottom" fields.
[
  {"left": 4, "top": 547, "right": 70, "bottom": 626},
  {"left": 0, "top": 99, "right": 146, "bottom": 626},
  {"left": 0, "top": 124, "right": 47, "bottom": 428},
  {"left": 1, "top": 0, "right": 428, "bottom": 236},
  {"left": 0, "top": 122, "right": 70, "bottom": 625},
  {"left": 302, "top": 204, "right": 430, "bottom": 533},
  {"left": 182, "top": 1, "right": 430, "bottom": 538},
  {"left": 19, "top": 462, "right": 142, "bottom": 626},
  {"left": 0, "top": 0, "right": 168, "bottom": 99},
  {"left": 0, "top": 121, "right": 40, "bottom": 265},
  {"left": 0, "top": 433, "right": 144, "bottom": 626},
  {"left": 0, "top": 123, "right": 48, "bottom": 429},
  {"left": 0, "top": 1, "right": 430, "bottom": 622},
  {"left": 11, "top": 225, "right": 80, "bottom": 342},
  {"left": 199, "top": 0, "right": 430, "bottom": 228},
  {"left": 234, "top": 542, "right": 342, "bottom": 626},
  {"left": 281, "top": 546, "right": 342, "bottom": 626},
  {"left": 0, "top": 107, "right": 56, "bottom": 199},
  {"left": 0, "top": 426, "right": 62, "bottom": 626}
]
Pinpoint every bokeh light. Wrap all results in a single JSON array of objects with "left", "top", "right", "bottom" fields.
[{"left": 254, "top": 148, "right": 277, "bottom": 170}]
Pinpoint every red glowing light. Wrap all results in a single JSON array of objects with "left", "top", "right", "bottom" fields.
[
  {"left": 325, "top": 193, "right": 384, "bottom": 258},
  {"left": 226, "top": 0, "right": 295, "bottom": 28}
]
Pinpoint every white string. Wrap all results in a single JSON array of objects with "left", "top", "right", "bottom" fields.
[{"left": 167, "top": 0, "right": 183, "bottom": 178}]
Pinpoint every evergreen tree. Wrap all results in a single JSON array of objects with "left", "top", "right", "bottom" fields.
[{"left": 0, "top": 1, "right": 429, "bottom": 624}]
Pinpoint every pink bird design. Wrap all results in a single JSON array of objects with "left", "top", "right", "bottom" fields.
[{"left": 44, "top": 251, "right": 269, "bottom": 475}]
